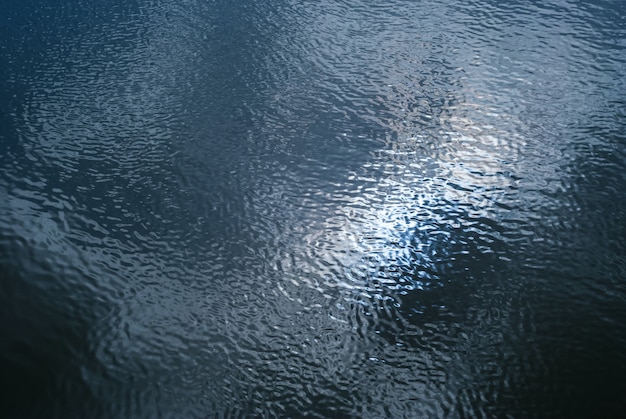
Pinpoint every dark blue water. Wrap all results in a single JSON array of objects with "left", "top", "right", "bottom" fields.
[{"left": 1, "top": 0, "right": 625, "bottom": 417}]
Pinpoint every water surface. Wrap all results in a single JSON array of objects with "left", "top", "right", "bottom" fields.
[{"left": 1, "top": 0, "right": 625, "bottom": 417}]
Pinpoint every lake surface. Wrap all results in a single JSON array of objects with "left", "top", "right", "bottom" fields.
[{"left": 1, "top": 0, "right": 625, "bottom": 417}]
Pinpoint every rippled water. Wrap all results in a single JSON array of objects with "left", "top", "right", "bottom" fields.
[{"left": 1, "top": 0, "right": 625, "bottom": 417}]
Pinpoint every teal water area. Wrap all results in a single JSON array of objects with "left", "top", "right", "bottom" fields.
[{"left": 1, "top": 0, "right": 625, "bottom": 416}]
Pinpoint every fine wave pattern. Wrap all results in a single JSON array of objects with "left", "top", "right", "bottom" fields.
[{"left": 1, "top": 0, "right": 625, "bottom": 417}]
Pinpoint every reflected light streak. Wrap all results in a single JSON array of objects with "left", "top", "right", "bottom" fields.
[{"left": 302, "top": 105, "right": 523, "bottom": 305}]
